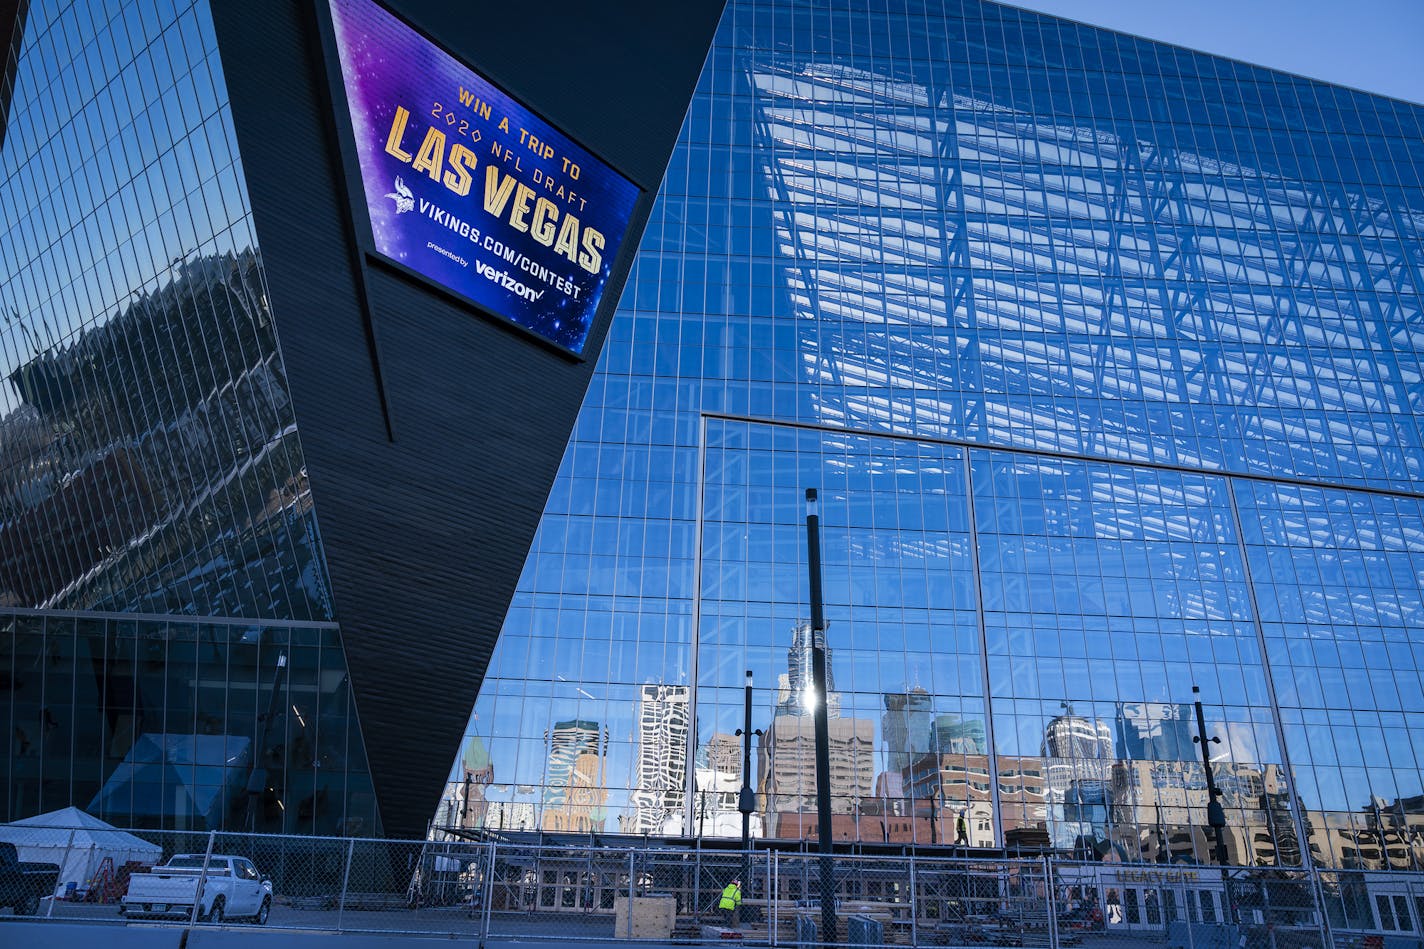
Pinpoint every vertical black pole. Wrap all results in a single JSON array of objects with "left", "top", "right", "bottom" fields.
[
  {"left": 805, "top": 488, "right": 836, "bottom": 944},
  {"left": 1193, "top": 686, "right": 1234, "bottom": 925},
  {"left": 738, "top": 670, "right": 757, "bottom": 892}
]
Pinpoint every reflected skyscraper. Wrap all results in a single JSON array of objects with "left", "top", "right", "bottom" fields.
[
  {"left": 883, "top": 689, "right": 934, "bottom": 773},
  {"left": 759, "top": 620, "right": 873, "bottom": 836},
  {"left": 778, "top": 621, "right": 838, "bottom": 718},
  {"left": 541, "top": 721, "right": 607, "bottom": 833},
  {"left": 931, "top": 715, "right": 987, "bottom": 756},
  {"left": 1043, "top": 706, "right": 1115, "bottom": 788},
  {"left": 1116, "top": 703, "right": 1196, "bottom": 763},
  {"left": 628, "top": 685, "right": 690, "bottom": 835},
  {"left": 1042, "top": 706, "right": 1114, "bottom": 851}
]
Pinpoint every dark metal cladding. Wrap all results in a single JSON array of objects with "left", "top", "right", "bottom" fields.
[{"left": 207, "top": 0, "right": 724, "bottom": 837}]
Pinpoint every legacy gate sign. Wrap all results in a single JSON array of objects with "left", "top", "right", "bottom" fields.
[{"left": 327, "top": 0, "right": 640, "bottom": 355}]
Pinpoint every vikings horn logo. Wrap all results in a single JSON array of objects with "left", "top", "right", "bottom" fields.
[{"left": 384, "top": 177, "right": 414, "bottom": 214}]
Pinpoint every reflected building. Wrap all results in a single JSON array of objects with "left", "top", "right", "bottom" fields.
[
  {"left": 1116, "top": 703, "right": 1196, "bottom": 764},
  {"left": 984, "top": 755, "right": 1046, "bottom": 847},
  {"left": 777, "top": 622, "right": 840, "bottom": 718},
  {"left": 1043, "top": 705, "right": 1114, "bottom": 851},
  {"left": 759, "top": 622, "right": 873, "bottom": 837},
  {"left": 541, "top": 721, "right": 607, "bottom": 833},
  {"left": 628, "top": 685, "right": 690, "bottom": 835},
  {"left": 902, "top": 744, "right": 999, "bottom": 846},
  {"left": 1302, "top": 797, "right": 1424, "bottom": 872},
  {"left": 883, "top": 688, "right": 934, "bottom": 773},
  {"left": 759, "top": 716, "right": 875, "bottom": 838},
  {"left": 431, "top": 738, "right": 493, "bottom": 842},
  {"left": 1107, "top": 759, "right": 1281, "bottom": 865},
  {"left": 446, "top": 737, "right": 494, "bottom": 833},
  {"left": 484, "top": 800, "right": 538, "bottom": 834},
  {"left": 691, "top": 732, "right": 761, "bottom": 838}
]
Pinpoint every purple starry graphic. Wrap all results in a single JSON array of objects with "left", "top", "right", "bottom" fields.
[{"left": 328, "top": 0, "right": 640, "bottom": 354}]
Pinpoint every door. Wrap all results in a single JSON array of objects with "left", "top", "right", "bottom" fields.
[
  {"left": 233, "top": 859, "right": 264, "bottom": 915},
  {"left": 1373, "top": 891, "right": 1418, "bottom": 934},
  {"left": 199, "top": 859, "right": 230, "bottom": 914},
  {"left": 1187, "top": 887, "right": 1223, "bottom": 925},
  {"left": 1112, "top": 886, "right": 1166, "bottom": 932}
]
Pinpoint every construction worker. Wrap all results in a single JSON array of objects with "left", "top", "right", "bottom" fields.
[
  {"left": 718, "top": 877, "right": 742, "bottom": 927},
  {"left": 955, "top": 808, "right": 970, "bottom": 846}
]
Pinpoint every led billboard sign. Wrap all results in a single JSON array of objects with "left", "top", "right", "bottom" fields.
[{"left": 328, "top": 0, "right": 640, "bottom": 354}]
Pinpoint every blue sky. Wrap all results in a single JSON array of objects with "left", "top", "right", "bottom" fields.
[{"left": 1008, "top": 0, "right": 1424, "bottom": 105}]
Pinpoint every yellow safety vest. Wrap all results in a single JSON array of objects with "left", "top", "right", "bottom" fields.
[{"left": 719, "top": 883, "right": 742, "bottom": 910}]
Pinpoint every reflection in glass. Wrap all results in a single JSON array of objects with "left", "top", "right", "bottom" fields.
[
  {"left": 0, "top": 613, "right": 376, "bottom": 834},
  {"left": 0, "top": 0, "right": 371, "bottom": 832}
]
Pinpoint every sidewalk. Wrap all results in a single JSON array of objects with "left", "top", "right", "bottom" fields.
[{"left": 0, "top": 921, "right": 699, "bottom": 949}]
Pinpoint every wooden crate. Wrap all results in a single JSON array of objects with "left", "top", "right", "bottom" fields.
[{"left": 613, "top": 894, "right": 677, "bottom": 939}]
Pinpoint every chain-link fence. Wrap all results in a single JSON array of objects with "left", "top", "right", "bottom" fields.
[{"left": 6, "top": 822, "right": 1424, "bottom": 946}]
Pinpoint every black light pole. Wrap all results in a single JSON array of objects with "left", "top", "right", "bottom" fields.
[
  {"left": 805, "top": 488, "right": 837, "bottom": 944},
  {"left": 735, "top": 670, "right": 762, "bottom": 890},
  {"left": 1193, "top": 686, "right": 1234, "bottom": 924}
]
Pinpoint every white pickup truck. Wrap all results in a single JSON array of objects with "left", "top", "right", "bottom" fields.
[{"left": 121, "top": 854, "right": 273, "bottom": 924}]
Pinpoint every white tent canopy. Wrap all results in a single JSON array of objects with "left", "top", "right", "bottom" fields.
[{"left": 0, "top": 807, "right": 162, "bottom": 897}]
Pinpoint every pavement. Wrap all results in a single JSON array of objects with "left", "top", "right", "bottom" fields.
[{"left": 0, "top": 905, "right": 1179, "bottom": 948}]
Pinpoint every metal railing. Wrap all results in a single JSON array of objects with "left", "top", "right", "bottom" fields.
[{"left": 4, "top": 822, "right": 1423, "bottom": 947}]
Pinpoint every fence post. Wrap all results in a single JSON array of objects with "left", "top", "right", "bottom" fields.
[
  {"left": 1180, "top": 875, "right": 1196, "bottom": 949},
  {"left": 44, "top": 829, "right": 75, "bottom": 918},
  {"left": 467, "top": 842, "right": 479, "bottom": 920},
  {"left": 189, "top": 829, "right": 217, "bottom": 927},
  {"left": 627, "top": 849, "right": 636, "bottom": 938},
  {"left": 337, "top": 837, "right": 354, "bottom": 931},
  {"left": 771, "top": 850, "right": 778, "bottom": 947},
  {"left": 694, "top": 845, "right": 702, "bottom": 921},
  {"left": 909, "top": 852, "right": 917, "bottom": 948},
  {"left": 1043, "top": 854, "right": 1059, "bottom": 949},
  {"left": 481, "top": 840, "right": 497, "bottom": 941},
  {"left": 1305, "top": 867, "right": 1332, "bottom": 948},
  {"left": 765, "top": 850, "right": 774, "bottom": 947}
]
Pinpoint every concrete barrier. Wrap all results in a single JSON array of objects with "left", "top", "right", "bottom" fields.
[
  {"left": 0, "top": 922, "right": 184, "bottom": 949},
  {"left": 0, "top": 923, "right": 479, "bottom": 948},
  {"left": 1166, "top": 920, "right": 1243, "bottom": 949},
  {"left": 188, "top": 930, "right": 479, "bottom": 948}
]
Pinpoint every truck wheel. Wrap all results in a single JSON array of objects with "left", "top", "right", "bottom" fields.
[
  {"left": 205, "top": 896, "right": 225, "bottom": 923},
  {"left": 14, "top": 894, "right": 39, "bottom": 916},
  {"left": 254, "top": 897, "right": 270, "bottom": 925}
]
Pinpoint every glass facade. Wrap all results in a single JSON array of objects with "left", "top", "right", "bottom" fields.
[
  {"left": 0, "top": 0, "right": 376, "bottom": 834},
  {"left": 454, "top": 0, "right": 1424, "bottom": 873}
]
